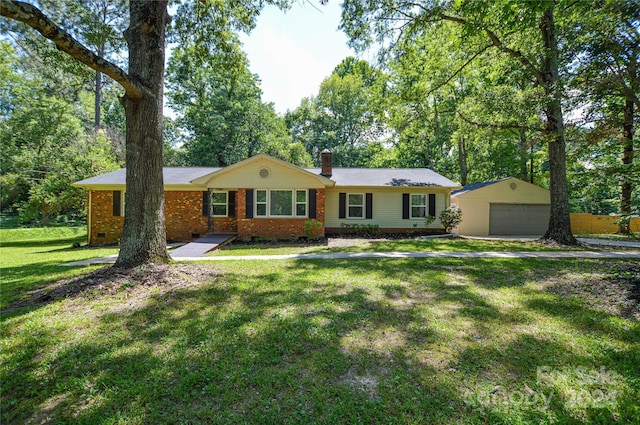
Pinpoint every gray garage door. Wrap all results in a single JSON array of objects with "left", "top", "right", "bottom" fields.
[{"left": 489, "top": 204, "right": 550, "bottom": 235}]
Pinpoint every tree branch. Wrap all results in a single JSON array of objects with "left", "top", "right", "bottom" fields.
[
  {"left": 0, "top": 0, "right": 145, "bottom": 99},
  {"left": 456, "top": 110, "right": 543, "bottom": 132},
  {"left": 438, "top": 13, "right": 546, "bottom": 85},
  {"left": 426, "top": 43, "right": 492, "bottom": 97}
]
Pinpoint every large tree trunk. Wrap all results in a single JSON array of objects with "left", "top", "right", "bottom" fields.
[
  {"left": 94, "top": 70, "right": 102, "bottom": 132},
  {"left": 619, "top": 98, "right": 634, "bottom": 233},
  {"left": 539, "top": 6, "right": 577, "bottom": 245},
  {"left": 458, "top": 136, "right": 468, "bottom": 186},
  {"left": 518, "top": 127, "right": 528, "bottom": 182},
  {"left": 115, "top": 0, "right": 169, "bottom": 268}
]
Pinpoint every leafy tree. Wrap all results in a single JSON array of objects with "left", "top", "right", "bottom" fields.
[
  {"left": 166, "top": 32, "right": 308, "bottom": 167},
  {"left": 1, "top": 0, "right": 289, "bottom": 267},
  {"left": 341, "top": 0, "right": 587, "bottom": 244},
  {"left": 286, "top": 57, "right": 388, "bottom": 167},
  {"left": 0, "top": 42, "right": 120, "bottom": 223},
  {"left": 570, "top": 0, "right": 639, "bottom": 232}
]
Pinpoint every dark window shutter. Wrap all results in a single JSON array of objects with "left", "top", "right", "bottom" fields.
[
  {"left": 228, "top": 191, "right": 236, "bottom": 218},
  {"left": 365, "top": 193, "right": 373, "bottom": 219},
  {"left": 402, "top": 193, "right": 410, "bottom": 219},
  {"left": 113, "top": 190, "right": 121, "bottom": 217},
  {"left": 428, "top": 194, "right": 436, "bottom": 217},
  {"left": 245, "top": 189, "right": 254, "bottom": 219},
  {"left": 308, "top": 189, "right": 317, "bottom": 219},
  {"left": 338, "top": 192, "right": 346, "bottom": 219},
  {"left": 202, "top": 191, "right": 210, "bottom": 216}
]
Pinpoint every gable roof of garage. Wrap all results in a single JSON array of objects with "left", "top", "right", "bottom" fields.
[{"left": 451, "top": 178, "right": 510, "bottom": 196}]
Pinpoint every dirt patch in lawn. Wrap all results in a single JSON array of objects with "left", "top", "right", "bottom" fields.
[
  {"left": 544, "top": 261, "right": 640, "bottom": 320},
  {"left": 4, "top": 263, "right": 218, "bottom": 314}
]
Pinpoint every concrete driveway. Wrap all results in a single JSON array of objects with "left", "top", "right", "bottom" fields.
[{"left": 461, "top": 235, "right": 640, "bottom": 249}]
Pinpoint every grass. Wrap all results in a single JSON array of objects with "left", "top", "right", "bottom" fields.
[
  {"left": 209, "top": 236, "right": 590, "bottom": 256},
  {"left": 0, "top": 227, "right": 119, "bottom": 309},
  {"left": 2, "top": 228, "right": 639, "bottom": 424}
]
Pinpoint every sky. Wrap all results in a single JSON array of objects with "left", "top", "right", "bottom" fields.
[{"left": 239, "top": 1, "right": 363, "bottom": 114}]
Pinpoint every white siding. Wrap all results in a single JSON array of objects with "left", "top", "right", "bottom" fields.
[
  {"left": 207, "top": 158, "right": 324, "bottom": 189},
  {"left": 325, "top": 187, "right": 450, "bottom": 229}
]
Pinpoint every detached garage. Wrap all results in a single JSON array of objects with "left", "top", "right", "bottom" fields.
[{"left": 451, "top": 177, "right": 550, "bottom": 236}]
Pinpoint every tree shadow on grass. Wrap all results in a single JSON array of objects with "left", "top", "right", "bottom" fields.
[
  {"left": 0, "top": 261, "right": 109, "bottom": 314},
  {"left": 3, "top": 258, "right": 638, "bottom": 424},
  {"left": 2, "top": 265, "right": 476, "bottom": 424},
  {"left": 0, "top": 235, "right": 85, "bottom": 249}
]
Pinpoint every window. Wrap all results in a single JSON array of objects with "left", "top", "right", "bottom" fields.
[
  {"left": 411, "top": 194, "right": 427, "bottom": 219},
  {"left": 409, "top": 194, "right": 436, "bottom": 219},
  {"left": 270, "top": 190, "right": 293, "bottom": 216},
  {"left": 296, "top": 190, "right": 307, "bottom": 216},
  {"left": 348, "top": 193, "right": 364, "bottom": 219},
  {"left": 211, "top": 192, "right": 227, "bottom": 216},
  {"left": 254, "top": 190, "right": 307, "bottom": 218},
  {"left": 256, "top": 190, "right": 267, "bottom": 217}
]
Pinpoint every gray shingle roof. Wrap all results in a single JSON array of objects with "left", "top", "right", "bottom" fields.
[
  {"left": 73, "top": 167, "right": 220, "bottom": 186},
  {"left": 451, "top": 178, "right": 510, "bottom": 196},
  {"left": 74, "top": 166, "right": 460, "bottom": 188},
  {"left": 306, "top": 168, "right": 460, "bottom": 188}
]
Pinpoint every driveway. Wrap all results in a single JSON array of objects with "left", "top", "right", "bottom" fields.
[{"left": 461, "top": 235, "right": 640, "bottom": 249}]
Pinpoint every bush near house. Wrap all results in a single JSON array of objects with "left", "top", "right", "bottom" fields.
[{"left": 439, "top": 206, "right": 463, "bottom": 233}]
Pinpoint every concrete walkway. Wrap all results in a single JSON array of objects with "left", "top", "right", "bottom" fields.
[
  {"left": 62, "top": 249, "right": 639, "bottom": 266},
  {"left": 169, "top": 233, "right": 236, "bottom": 259},
  {"left": 180, "top": 250, "right": 640, "bottom": 261}
]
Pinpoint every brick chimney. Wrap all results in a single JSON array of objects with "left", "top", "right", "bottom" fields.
[{"left": 320, "top": 149, "right": 332, "bottom": 177}]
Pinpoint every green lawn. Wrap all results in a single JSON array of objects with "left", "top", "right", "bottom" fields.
[
  {"left": 1, "top": 228, "right": 639, "bottom": 424},
  {"left": 0, "top": 227, "right": 118, "bottom": 308},
  {"left": 209, "top": 237, "right": 590, "bottom": 257}
]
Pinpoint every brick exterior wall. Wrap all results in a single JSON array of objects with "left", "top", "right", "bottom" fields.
[
  {"left": 164, "top": 191, "right": 211, "bottom": 241},
  {"left": 235, "top": 188, "right": 326, "bottom": 240},
  {"left": 89, "top": 190, "right": 124, "bottom": 245},
  {"left": 88, "top": 188, "right": 325, "bottom": 245}
]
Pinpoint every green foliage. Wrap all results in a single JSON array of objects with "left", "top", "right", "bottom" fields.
[
  {"left": 439, "top": 206, "right": 463, "bottom": 233},
  {"left": 303, "top": 219, "right": 323, "bottom": 239},
  {"left": 166, "top": 40, "right": 309, "bottom": 166},
  {"left": 339, "top": 222, "right": 380, "bottom": 236},
  {"left": 0, "top": 42, "right": 120, "bottom": 224},
  {"left": 286, "top": 57, "right": 389, "bottom": 167}
]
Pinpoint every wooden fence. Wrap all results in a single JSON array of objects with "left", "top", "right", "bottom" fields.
[{"left": 570, "top": 213, "right": 640, "bottom": 234}]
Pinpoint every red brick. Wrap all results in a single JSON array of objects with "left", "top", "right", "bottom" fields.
[{"left": 87, "top": 188, "right": 326, "bottom": 245}]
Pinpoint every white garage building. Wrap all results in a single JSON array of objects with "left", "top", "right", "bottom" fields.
[{"left": 451, "top": 177, "right": 551, "bottom": 236}]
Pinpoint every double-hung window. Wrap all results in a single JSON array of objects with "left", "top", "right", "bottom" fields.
[
  {"left": 347, "top": 193, "right": 364, "bottom": 219},
  {"left": 295, "top": 190, "right": 307, "bottom": 216},
  {"left": 256, "top": 190, "right": 268, "bottom": 216},
  {"left": 211, "top": 192, "right": 228, "bottom": 216},
  {"left": 255, "top": 190, "right": 307, "bottom": 218},
  {"left": 411, "top": 194, "right": 428, "bottom": 219},
  {"left": 408, "top": 194, "right": 436, "bottom": 219}
]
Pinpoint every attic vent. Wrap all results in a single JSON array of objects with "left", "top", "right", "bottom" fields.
[
  {"left": 510, "top": 182, "right": 517, "bottom": 190},
  {"left": 259, "top": 167, "right": 270, "bottom": 179}
]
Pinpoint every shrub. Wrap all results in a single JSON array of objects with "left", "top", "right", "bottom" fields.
[
  {"left": 304, "top": 219, "right": 323, "bottom": 239},
  {"left": 439, "top": 206, "right": 463, "bottom": 233},
  {"left": 340, "top": 223, "right": 380, "bottom": 236}
]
